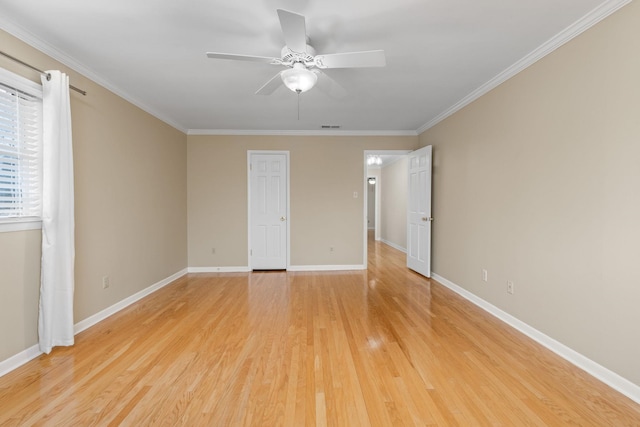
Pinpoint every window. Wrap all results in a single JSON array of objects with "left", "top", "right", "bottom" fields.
[{"left": 0, "top": 67, "right": 43, "bottom": 232}]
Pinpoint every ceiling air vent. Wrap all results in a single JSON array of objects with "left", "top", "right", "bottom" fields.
[{"left": 321, "top": 125, "right": 341, "bottom": 129}]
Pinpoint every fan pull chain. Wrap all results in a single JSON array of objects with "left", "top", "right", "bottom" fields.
[{"left": 296, "top": 89, "right": 301, "bottom": 120}]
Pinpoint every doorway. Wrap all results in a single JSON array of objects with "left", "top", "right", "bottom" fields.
[
  {"left": 248, "top": 151, "right": 290, "bottom": 270},
  {"left": 362, "top": 150, "right": 411, "bottom": 266},
  {"left": 362, "top": 147, "right": 432, "bottom": 277},
  {"left": 367, "top": 176, "right": 376, "bottom": 232}
]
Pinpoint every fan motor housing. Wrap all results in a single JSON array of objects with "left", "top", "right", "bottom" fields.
[{"left": 281, "top": 45, "right": 316, "bottom": 66}]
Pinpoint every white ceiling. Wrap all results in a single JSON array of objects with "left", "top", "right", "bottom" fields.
[{"left": 0, "top": 0, "right": 620, "bottom": 134}]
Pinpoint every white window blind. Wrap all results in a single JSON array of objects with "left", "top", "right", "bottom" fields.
[{"left": 0, "top": 69, "right": 43, "bottom": 221}]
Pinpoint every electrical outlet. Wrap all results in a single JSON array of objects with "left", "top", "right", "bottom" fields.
[
  {"left": 102, "top": 275, "right": 110, "bottom": 289},
  {"left": 482, "top": 269, "right": 488, "bottom": 282},
  {"left": 329, "top": 246, "right": 334, "bottom": 252},
  {"left": 507, "top": 281, "right": 514, "bottom": 295}
]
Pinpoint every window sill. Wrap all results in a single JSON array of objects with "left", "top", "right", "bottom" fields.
[{"left": 0, "top": 218, "right": 42, "bottom": 233}]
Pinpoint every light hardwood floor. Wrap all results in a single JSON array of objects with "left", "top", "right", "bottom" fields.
[{"left": 1, "top": 237, "right": 640, "bottom": 426}]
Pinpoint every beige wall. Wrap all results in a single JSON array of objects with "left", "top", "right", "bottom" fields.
[
  {"left": 188, "top": 135, "right": 418, "bottom": 267},
  {"left": 0, "top": 230, "right": 41, "bottom": 360},
  {"left": 0, "top": 30, "right": 188, "bottom": 361},
  {"left": 419, "top": 1, "right": 640, "bottom": 386},
  {"left": 380, "top": 157, "right": 408, "bottom": 250}
]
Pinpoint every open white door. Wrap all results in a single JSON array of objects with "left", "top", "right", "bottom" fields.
[
  {"left": 407, "top": 145, "right": 433, "bottom": 277},
  {"left": 249, "top": 152, "right": 288, "bottom": 270}
]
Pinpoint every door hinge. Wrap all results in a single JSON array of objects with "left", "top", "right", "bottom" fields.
[
  {"left": 250, "top": 163, "right": 252, "bottom": 171},
  {"left": 250, "top": 249, "right": 252, "bottom": 256}
]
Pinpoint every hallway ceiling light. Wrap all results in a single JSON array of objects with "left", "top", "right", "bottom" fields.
[{"left": 367, "top": 155, "right": 382, "bottom": 166}]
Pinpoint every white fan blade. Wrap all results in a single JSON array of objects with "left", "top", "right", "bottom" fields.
[
  {"left": 313, "top": 70, "right": 347, "bottom": 99},
  {"left": 207, "top": 52, "right": 278, "bottom": 64},
  {"left": 255, "top": 72, "right": 283, "bottom": 95},
  {"left": 314, "top": 50, "right": 386, "bottom": 69},
  {"left": 277, "top": 9, "right": 307, "bottom": 53}
]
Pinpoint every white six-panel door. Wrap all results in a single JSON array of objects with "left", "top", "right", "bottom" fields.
[
  {"left": 249, "top": 153, "right": 288, "bottom": 270},
  {"left": 407, "top": 145, "right": 432, "bottom": 277}
]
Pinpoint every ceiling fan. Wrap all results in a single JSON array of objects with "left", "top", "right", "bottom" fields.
[{"left": 206, "top": 9, "right": 386, "bottom": 96}]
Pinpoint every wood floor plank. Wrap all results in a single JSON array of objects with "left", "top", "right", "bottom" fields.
[{"left": 1, "top": 235, "right": 640, "bottom": 425}]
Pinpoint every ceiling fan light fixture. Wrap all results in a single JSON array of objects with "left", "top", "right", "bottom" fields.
[{"left": 281, "top": 62, "right": 317, "bottom": 93}]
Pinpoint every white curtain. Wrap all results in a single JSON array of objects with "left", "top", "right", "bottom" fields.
[{"left": 38, "top": 71, "right": 75, "bottom": 354}]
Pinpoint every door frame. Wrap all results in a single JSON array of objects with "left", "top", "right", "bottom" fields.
[
  {"left": 247, "top": 150, "right": 291, "bottom": 270},
  {"left": 362, "top": 150, "right": 412, "bottom": 267}
]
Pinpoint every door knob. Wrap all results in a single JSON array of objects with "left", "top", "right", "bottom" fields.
[
  {"left": 422, "top": 217, "right": 434, "bottom": 222},
  {"left": 280, "top": 216, "right": 286, "bottom": 221}
]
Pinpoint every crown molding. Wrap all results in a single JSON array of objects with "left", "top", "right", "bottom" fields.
[
  {"left": 187, "top": 129, "right": 418, "bottom": 136},
  {"left": 0, "top": 18, "right": 187, "bottom": 134},
  {"left": 416, "top": 0, "right": 632, "bottom": 135}
]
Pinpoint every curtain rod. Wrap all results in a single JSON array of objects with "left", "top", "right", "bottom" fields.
[{"left": 0, "top": 50, "right": 87, "bottom": 96}]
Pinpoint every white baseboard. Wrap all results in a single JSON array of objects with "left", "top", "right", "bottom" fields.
[
  {"left": 0, "top": 344, "right": 41, "bottom": 378},
  {"left": 431, "top": 273, "right": 640, "bottom": 405},
  {"left": 74, "top": 268, "right": 188, "bottom": 335},
  {"left": 381, "top": 239, "right": 407, "bottom": 253},
  {"left": 188, "top": 266, "right": 251, "bottom": 273},
  {"left": 287, "top": 265, "right": 366, "bottom": 272},
  {"left": 0, "top": 268, "right": 188, "bottom": 379},
  {"left": 189, "top": 265, "right": 367, "bottom": 273}
]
